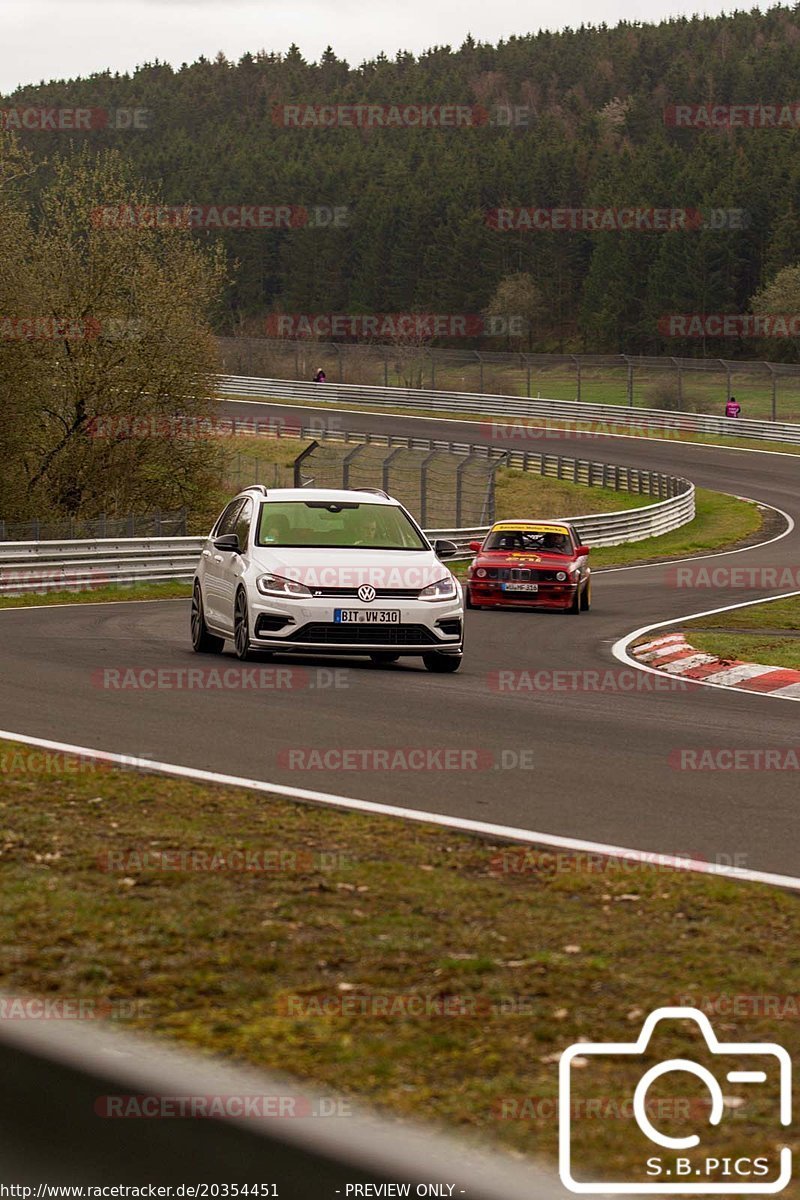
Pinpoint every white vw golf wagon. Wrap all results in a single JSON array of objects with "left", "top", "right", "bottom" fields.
[{"left": 191, "top": 486, "right": 464, "bottom": 672}]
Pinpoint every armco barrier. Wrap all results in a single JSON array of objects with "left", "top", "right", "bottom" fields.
[
  {"left": 0, "top": 1003, "right": 563, "bottom": 1196},
  {"left": 0, "top": 433, "right": 693, "bottom": 593},
  {"left": 217, "top": 374, "right": 800, "bottom": 445}
]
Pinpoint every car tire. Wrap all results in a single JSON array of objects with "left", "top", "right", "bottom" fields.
[
  {"left": 580, "top": 578, "right": 592, "bottom": 611},
  {"left": 191, "top": 584, "right": 224, "bottom": 654},
  {"left": 422, "top": 652, "right": 463, "bottom": 674},
  {"left": 569, "top": 586, "right": 581, "bottom": 614},
  {"left": 234, "top": 589, "right": 252, "bottom": 661},
  {"left": 370, "top": 653, "right": 400, "bottom": 665}
]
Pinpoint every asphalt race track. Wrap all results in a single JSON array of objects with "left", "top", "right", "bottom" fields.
[{"left": 2, "top": 400, "right": 800, "bottom": 877}]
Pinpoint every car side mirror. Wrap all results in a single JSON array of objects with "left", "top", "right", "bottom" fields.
[
  {"left": 213, "top": 533, "right": 240, "bottom": 554},
  {"left": 576, "top": 545, "right": 590, "bottom": 557},
  {"left": 434, "top": 538, "right": 459, "bottom": 559},
  {"left": 468, "top": 540, "right": 483, "bottom": 553}
]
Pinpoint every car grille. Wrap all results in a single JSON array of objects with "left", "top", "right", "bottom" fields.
[
  {"left": 481, "top": 567, "right": 567, "bottom": 583},
  {"left": 307, "top": 587, "right": 421, "bottom": 599},
  {"left": 288, "top": 623, "right": 441, "bottom": 646}
]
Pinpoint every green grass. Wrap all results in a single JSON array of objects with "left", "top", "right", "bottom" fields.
[
  {"left": 584, "top": 489, "right": 762, "bottom": 568},
  {"left": 0, "top": 741, "right": 798, "bottom": 1187},
  {"left": 496, "top": 469, "right": 651, "bottom": 519},
  {"left": 0, "top": 580, "right": 191, "bottom": 610},
  {"left": 684, "top": 596, "right": 800, "bottom": 671}
]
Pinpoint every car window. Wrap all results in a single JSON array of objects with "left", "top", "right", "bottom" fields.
[
  {"left": 213, "top": 499, "right": 245, "bottom": 537},
  {"left": 256, "top": 501, "right": 426, "bottom": 550},
  {"left": 234, "top": 498, "right": 253, "bottom": 551},
  {"left": 485, "top": 528, "right": 572, "bottom": 554}
]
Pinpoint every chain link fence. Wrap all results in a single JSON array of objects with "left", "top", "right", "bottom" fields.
[
  {"left": 0, "top": 508, "right": 188, "bottom": 543},
  {"left": 293, "top": 441, "right": 505, "bottom": 527},
  {"left": 218, "top": 337, "right": 800, "bottom": 423}
]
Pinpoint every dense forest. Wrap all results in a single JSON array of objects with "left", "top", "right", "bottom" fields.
[{"left": 6, "top": 5, "right": 800, "bottom": 356}]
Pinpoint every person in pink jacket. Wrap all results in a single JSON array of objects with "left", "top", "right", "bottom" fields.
[{"left": 725, "top": 396, "right": 741, "bottom": 417}]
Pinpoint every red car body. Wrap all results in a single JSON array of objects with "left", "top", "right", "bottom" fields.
[{"left": 465, "top": 520, "right": 591, "bottom": 613}]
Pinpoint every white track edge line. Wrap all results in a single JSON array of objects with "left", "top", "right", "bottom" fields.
[{"left": 1, "top": 727, "right": 799, "bottom": 893}]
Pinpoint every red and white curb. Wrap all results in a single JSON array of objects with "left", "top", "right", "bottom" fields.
[{"left": 632, "top": 631, "right": 800, "bottom": 699}]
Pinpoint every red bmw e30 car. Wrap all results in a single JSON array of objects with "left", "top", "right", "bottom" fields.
[{"left": 465, "top": 520, "right": 591, "bottom": 613}]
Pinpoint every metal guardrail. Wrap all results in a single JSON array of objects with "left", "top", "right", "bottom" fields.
[
  {"left": 0, "top": 442, "right": 692, "bottom": 594},
  {"left": 217, "top": 374, "right": 800, "bottom": 445},
  {"left": 0, "top": 1000, "right": 565, "bottom": 1196},
  {"left": 219, "top": 338, "right": 800, "bottom": 418}
]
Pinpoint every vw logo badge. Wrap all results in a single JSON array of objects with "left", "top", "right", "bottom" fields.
[{"left": 358, "top": 584, "right": 376, "bottom": 603}]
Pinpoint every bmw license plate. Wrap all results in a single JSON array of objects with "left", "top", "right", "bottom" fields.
[
  {"left": 502, "top": 583, "right": 539, "bottom": 593},
  {"left": 334, "top": 609, "right": 401, "bottom": 623}
]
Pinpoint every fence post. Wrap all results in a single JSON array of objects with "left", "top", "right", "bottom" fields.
[
  {"left": 419, "top": 449, "right": 439, "bottom": 527},
  {"left": 382, "top": 445, "right": 406, "bottom": 494},
  {"left": 342, "top": 443, "right": 366, "bottom": 489},
  {"left": 455, "top": 453, "right": 476, "bottom": 526},
  {"left": 293, "top": 440, "right": 319, "bottom": 487},
  {"left": 769, "top": 366, "right": 777, "bottom": 421},
  {"left": 573, "top": 356, "right": 581, "bottom": 402},
  {"left": 626, "top": 359, "right": 634, "bottom": 406}
]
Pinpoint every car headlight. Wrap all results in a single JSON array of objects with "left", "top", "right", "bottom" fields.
[
  {"left": 419, "top": 576, "right": 457, "bottom": 602},
  {"left": 556, "top": 571, "right": 568, "bottom": 582},
  {"left": 475, "top": 568, "right": 487, "bottom": 578},
  {"left": 256, "top": 573, "right": 311, "bottom": 597}
]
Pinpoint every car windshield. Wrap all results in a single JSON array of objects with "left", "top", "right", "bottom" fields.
[
  {"left": 484, "top": 528, "right": 573, "bottom": 555},
  {"left": 256, "top": 500, "right": 427, "bottom": 550}
]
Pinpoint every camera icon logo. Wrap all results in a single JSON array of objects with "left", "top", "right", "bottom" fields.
[{"left": 559, "top": 1006, "right": 791, "bottom": 1193}]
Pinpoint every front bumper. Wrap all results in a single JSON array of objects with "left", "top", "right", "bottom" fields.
[
  {"left": 248, "top": 594, "right": 464, "bottom": 654},
  {"left": 468, "top": 580, "right": 578, "bottom": 609}
]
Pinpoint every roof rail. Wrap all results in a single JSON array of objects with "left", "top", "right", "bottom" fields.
[{"left": 348, "top": 486, "right": 390, "bottom": 499}]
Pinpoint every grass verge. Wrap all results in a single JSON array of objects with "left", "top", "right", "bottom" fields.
[
  {"left": 0, "top": 742, "right": 798, "bottom": 1184},
  {"left": 0, "top": 581, "right": 191, "bottom": 610},
  {"left": 684, "top": 596, "right": 800, "bottom": 671}
]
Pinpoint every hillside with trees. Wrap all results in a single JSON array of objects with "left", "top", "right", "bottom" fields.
[{"left": 5, "top": 6, "right": 800, "bottom": 357}]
